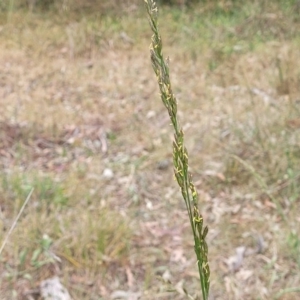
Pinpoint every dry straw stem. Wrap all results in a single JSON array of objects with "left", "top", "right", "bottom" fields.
[
  {"left": 145, "top": 0, "right": 210, "bottom": 299},
  {"left": 0, "top": 188, "right": 34, "bottom": 256},
  {"left": 231, "top": 154, "right": 291, "bottom": 226}
]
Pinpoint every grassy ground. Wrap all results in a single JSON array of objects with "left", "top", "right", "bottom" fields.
[{"left": 0, "top": 1, "right": 300, "bottom": 299}]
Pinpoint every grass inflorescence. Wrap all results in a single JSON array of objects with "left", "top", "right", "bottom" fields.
[{"left": 145, "top": 0, "right": 210, "bottom": 298}]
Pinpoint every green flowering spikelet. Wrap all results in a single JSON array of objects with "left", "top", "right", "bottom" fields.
[{"left": 145, "top": 1, "right": 210, "bottom": 299}]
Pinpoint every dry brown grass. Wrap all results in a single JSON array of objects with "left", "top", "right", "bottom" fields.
[{"left": 0, "top": 1, "right": 300, "bottom": 299}]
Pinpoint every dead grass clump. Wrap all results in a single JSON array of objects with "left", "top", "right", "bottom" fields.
[{"left": 6, "top": 0, "right": 141, "bottom": 15}]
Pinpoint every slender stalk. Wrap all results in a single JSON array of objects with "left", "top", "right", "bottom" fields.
[
  {"left": 0, "top": 188, "right": 34, "bottom": 256},
  {"left": 144, "top": 1, "right": 210, "bottom": 299}
]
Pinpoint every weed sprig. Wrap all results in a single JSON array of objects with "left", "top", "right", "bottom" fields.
[{"left": 145, "top": 1, "right": 210, "bottom": 298}]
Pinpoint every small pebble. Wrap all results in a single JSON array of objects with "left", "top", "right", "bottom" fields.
[
  {"left": 157, "top": 159, "right": 169, "bottom": 170},
  {"left": 103, "top": 168, "right": 114, "bottom": 179}
]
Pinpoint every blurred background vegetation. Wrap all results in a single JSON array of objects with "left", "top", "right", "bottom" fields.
[
  {"left": 2, "top": 0, "right": 299, "bottom": 14},
  {"left": 1, "top": 0, "right": 300, "bottom": 299}
]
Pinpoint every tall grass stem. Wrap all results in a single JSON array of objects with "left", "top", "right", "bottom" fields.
[{"left": 145, "top": 1, "right": 210, "bottom": 299}]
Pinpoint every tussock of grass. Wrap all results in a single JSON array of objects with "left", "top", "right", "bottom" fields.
[{"left": 0, "top": 170, "right": 131, "bottom": 298}]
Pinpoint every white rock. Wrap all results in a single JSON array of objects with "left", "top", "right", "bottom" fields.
[
  {"left": 103, "top": 168, "right": 114, "bottom": 179},
  {"left": 40, "top": 276, "right": 72, "bottom": 300}
]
